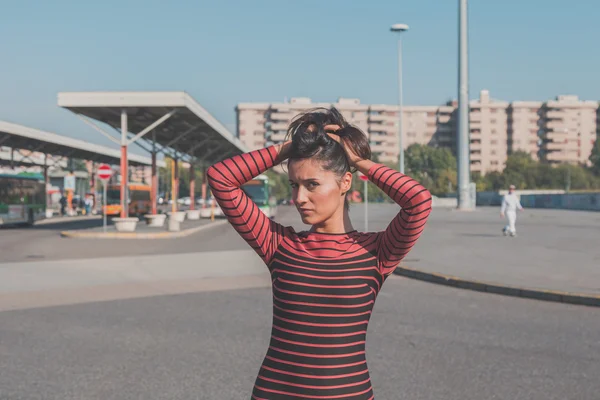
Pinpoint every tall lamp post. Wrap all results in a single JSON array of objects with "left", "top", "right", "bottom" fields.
[
  {"left": 457, "top": 0, "right": 473, "bottom": 209},
  {"left": 391, "top": 23, "right": 409, "bottom": 174}
]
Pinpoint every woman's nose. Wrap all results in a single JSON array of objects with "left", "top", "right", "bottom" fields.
[{"left": 295, "top": 187, "right": 308, "bottom": 206}]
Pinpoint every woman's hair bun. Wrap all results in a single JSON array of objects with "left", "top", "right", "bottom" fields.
[{"left": 285, "top": 107, "right": 371, "bottom": 174}]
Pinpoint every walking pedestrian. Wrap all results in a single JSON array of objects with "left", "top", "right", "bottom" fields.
[
  {"left": 207, "top": 107, "right": 432, "bottom": 399},
  {"left": 59, "top": 193, "right": 67, "bottom": 216},
  {"left": 501, "top": 184, "right": 523, "bottom": 237}
]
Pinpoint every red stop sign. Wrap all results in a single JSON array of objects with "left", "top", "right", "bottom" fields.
[
  {"left": 98, "top": 164, "right": 113, "bottom": 181},
  {"left": 358, "top": 172, "right": 368, "bottom": 181}
]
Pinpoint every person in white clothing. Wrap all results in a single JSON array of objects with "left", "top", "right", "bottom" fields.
[{"left": 501, "top": 184, "right": 523, "bottom": 236}]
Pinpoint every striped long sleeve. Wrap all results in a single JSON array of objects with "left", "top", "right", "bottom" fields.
[
  {"left": 206, "top": 147, "right": 286, "bottom": 266},
  {"left": 368, "top": 164, "right": 432, "bottom": 275}
]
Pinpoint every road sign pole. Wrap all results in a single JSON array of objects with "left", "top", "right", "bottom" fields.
[
  {"left": 97, "top": 164, "right": 113, "bottom": 233},
  {"left": 103, "top": 182, "right": 107, "bottom": 233}
]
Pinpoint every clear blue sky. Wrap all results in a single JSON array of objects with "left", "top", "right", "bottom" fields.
[{"left": 1, "top": 0, "right": 598, "bottom": 151}]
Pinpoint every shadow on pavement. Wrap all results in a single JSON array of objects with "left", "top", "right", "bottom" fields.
[{"left": 31, "top": 219, "right": 109, "bottom": 231}]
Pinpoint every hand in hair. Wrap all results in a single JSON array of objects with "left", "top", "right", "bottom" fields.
[
  {"left": 330, "top": 127, "right": 369, "bottom": 167},
  {"left": 320, "top": 125, "right": 364, "bottom": 166}
]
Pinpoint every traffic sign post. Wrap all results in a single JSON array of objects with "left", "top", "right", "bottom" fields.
[
  {"left": 358, "top": 172, "right": 369, "bottom": 231},
  {"left": 97, "top": 164, "right": 113, "bottom": 233}
]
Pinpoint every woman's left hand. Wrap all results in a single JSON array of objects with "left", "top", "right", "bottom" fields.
[{"left": 323, "top": 125, "right": 362, "bottom": 167}]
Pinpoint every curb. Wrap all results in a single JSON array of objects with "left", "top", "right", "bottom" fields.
[
  {"left": 393, "top": 265, "right": 600, "bottom": 308},
  {"left": 60, "top": 220, "right": 228, "bottom": 239},
  {"left": 36, "top": 215, "right": 102, "bottom": 225}
]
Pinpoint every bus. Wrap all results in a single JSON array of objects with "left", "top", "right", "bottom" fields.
[
  {"left": 0, "top": 173, "right": 46, "bottom": 226},
  {"left": 200, "top": 174, "right": 277, "bottom": 219},
  {"left": 104, "top": 184, "right": 152, "bottom": 217},
  {"left": 242, "top": 174, "right": 277, "bottom": 219}
]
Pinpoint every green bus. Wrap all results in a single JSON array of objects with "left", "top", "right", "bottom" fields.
[
  {"left": 242, "top": 174, "right": 277, "bottom": 219},
  {"left": 0, "top": 174, "right": 46, "bottom": 226}
]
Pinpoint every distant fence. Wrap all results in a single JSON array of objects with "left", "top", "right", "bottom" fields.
[
  {"left": 477, "top": 190, "right": 600, "bottom": 211},
  {"left": 432, "top": 197, "right": 458, "bottom": 208}
]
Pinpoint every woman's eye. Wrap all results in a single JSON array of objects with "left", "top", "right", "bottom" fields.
[
  {"left": 308, "top": 182, "right": 319, "bottom": 189},
  {"left": 290, "top": 183, "right": 298, "bottom": 189}
]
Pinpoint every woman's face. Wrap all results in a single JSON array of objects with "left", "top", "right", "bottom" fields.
[{"left": 288, "top": 158, "right": 352, "bottom": 225}]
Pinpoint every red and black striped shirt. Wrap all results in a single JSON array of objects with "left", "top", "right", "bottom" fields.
[{"left": 207, "top": 147, "right": 432, "bottom": 399}]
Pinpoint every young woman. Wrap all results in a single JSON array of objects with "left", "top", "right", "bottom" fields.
[{"left": 207, "top": 107, "right": 432, "bottom": 399}]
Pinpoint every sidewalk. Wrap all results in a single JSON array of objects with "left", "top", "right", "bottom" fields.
[
  {"left": 352, "top": 205, "right": 600, "bottom": 306},
  {"left": 0, "top": 249, "right": 270, "bottom": 311}
]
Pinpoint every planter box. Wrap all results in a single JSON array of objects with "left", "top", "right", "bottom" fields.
[
  {"left": 186, "top": 209, "right": 201, "bottom": 220},
  {"left": 144, "top": 214, "right": 167, "bottom": 227},
  {"left": 168, "top": 211, "right": 186, "bottom": 223},
  {"left": 112, "top": 217, "right": 139, "bottom": 232},
  {"left": 168, "top": 218, "right": 180, "bottom": 232}
]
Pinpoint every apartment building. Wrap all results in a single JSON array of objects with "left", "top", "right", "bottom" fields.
[
  {"left": 469, "top": 90, "right": 509, "bottom": 174},
  {"left": 538, "top": 95, "right": 598, "bottom": 165},
  {"left": 237, "top": 92, "right": 599, "bottom": 174},
  {"left": 237, "top": 98, "right": 457, "bottom": 164},
  {"left": 508, "top": 101, "right": 543, "bottom": 161}
]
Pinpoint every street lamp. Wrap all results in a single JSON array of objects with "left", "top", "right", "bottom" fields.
[{"left": 391, "top": 23, "right": 409, "bottom": 174}]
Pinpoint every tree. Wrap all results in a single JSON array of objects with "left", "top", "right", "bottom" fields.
[
  {"left": 590, "top": 139, "right": 600, "bottom": 176},
  {"left": 404, "top": 144, "right": 457, "bottom": 196},
  {"left": 502, "top": 151, "right": 537, "bottom": 189},
  {"left": 265, "top": 170, "right": 291, "bottom": 201}
]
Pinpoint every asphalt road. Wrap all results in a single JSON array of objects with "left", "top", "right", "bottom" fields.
[
  {"left": 1, "top": 277, "right": 598, "bottom": 400},
  {"left": 1, "top": 205, "right": 599, "bottom": 399}
]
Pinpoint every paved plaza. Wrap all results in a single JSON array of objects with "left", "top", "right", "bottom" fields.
[{"left": 0, "top": 205, "right": 599, "bottom": 399}]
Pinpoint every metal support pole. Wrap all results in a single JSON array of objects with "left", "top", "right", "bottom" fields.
[
  {"left": 151, "top": 132, "right": 158, "bottom": 215},
  {"left": 364, "top": 179, "right": 369, "bottom": 232},
  {"left": 43, "top": 154, "right": 50, "bottom": 212},
  {"left": 171, "top": 158, "right": 178, "bottom": 214},
  {"left": 120, "top": 110, "right": 129, "bottom": 218},
  {"left": 90, "top": 162, "right": 96, "bottom": 213},
  {"left": 397, "top": 36, "right": 405, "bottom": 174},
  {"left": 189, "top": 163, "right": 195, "bottom": 211},
  {"left": 201, "top": 164, "right": 207, "bottom": 209},
  {"left": 457, "top": 0, "right": 472, "bottom": 210}
]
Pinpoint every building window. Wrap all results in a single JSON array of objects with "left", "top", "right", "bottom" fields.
[{"left": 491, "top": 140, "right": 498, "bottom": 145}]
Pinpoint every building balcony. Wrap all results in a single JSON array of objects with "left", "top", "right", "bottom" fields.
[
  {"left": 544, "top": 151, "right": 574, "bottom": 162},
  {"left": 370, "top": 144, "right": 389, "bottom": 153},
  {"left": 541, "top": 141, "right": 564, "bottom": 151},
  {"left": 269, "top": 133, "right": 287, "bottom": 142},
  {"left": 470, "top": 120, "right": 481, "bottom": 129},
  {"left": 545, "top": 111, "right": 563, "bottom": 120},
  {"left": 436, "top": 124, "right": 455, "bottom": 132},
  {"left": 269, "top": 112, "right": 294, "bottom": 121},
  {"left": 545, "top": 120, "right": 568, "bottom": 131},
  {"left": 470, "top": 142, "right": 482, "bottom": 151},
  {"left": 469, "top": 113, "right": 481, "bottom": 122},
  {"left": 369, "top": 114, "right": 398, "bottom": 124},
  {"left": 369, "top": 125, "right": 397, "bottom": 134},
  {"left": 269, "top": 122, "right": 289, "bottom": 131},
  {"left": 543, "top": 130, "right": 569, "bottom": 141}
]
